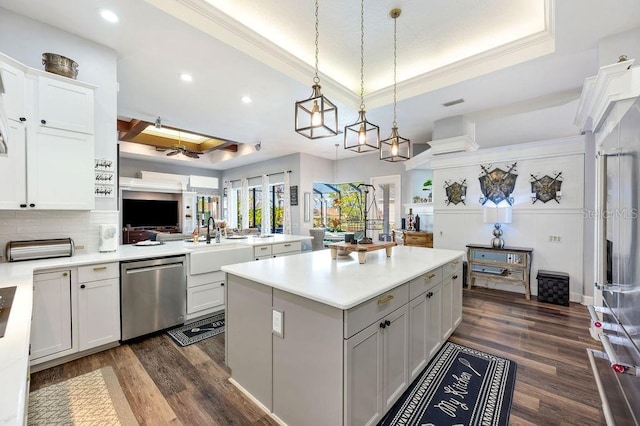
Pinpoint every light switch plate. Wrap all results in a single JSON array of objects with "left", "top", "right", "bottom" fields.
[{"left": 272, "top": 309, "right": 284, "bottom": 338}]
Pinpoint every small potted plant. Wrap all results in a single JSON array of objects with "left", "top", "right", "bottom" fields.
[{"left": 423, "top": 179, "right": 433, "bottom": 203}]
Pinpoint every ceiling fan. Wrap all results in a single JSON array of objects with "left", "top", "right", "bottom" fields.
[
  {"left": 155, "top": 144, "right": 202, "bottom": 158},
  {"left": 152, "top": 123, "right": 202, "bottom": 158}
]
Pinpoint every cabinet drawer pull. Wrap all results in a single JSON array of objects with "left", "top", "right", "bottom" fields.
[
  {"left": 425, "top": 273, "right": 436, "bottom": 279},
  {"left": 452, "top": 275, "right": 458, "bottom": 280},
  {"left": 452, "top": 260, "right": 459, "bottom": 265},
  {"left": 284, "top": 243, "right": 291, "bottom": 247},
  {"left": 93, "top": 266, "right": 107, "bottom": 271},
  {"left": 260, "top": 247, "right": 268, "bottom": 250},
  {"left": 62, "top": 272, "right": 68, "bottom": 277},
  {"left": 80, "top": 284, "right": 86, "bottom": 289},
  {"left": 377, "top": 294, "right": 394, "bottom": 305},
  {"left": 379, "top": 321, "right": 387, "bottom": 329}
]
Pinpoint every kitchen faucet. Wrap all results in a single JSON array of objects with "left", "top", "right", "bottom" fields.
[{"left": 206, "top": 216, "right": 216, "bottom": 244}]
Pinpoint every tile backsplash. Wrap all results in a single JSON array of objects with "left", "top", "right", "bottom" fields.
[{"left": 0, "top": 210, "right": 119, "bottom": 261}]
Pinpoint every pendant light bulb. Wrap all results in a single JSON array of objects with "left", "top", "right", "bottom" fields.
[
  {"left": 391, "top": 139, "right": 398, "bottom": 156},
  {"left": 358, "top": 124, "right": 366, "bottom": 145},
  {"left": 311, "top": 100, "right": 322, "bottom": 126}
]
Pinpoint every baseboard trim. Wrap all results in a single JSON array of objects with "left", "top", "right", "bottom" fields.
[
  {"left": 30, "top": 341, "right": 120, "bottom": 373},
  {"left": 228, "top": 377, "right": 287, "bottom": 426},
  {"left": 581, "top": 295, "right": 594, "bottom": 306}
]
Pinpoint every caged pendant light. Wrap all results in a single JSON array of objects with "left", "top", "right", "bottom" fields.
[
  {"left": 295, "top": 0, "right": 339, "bottom": 139},
  {"left": 344, "top": 0, "right": 379, "bottom": 153},
  {"left": 380, "top": 8, "right": 410, "bottom": 162}
]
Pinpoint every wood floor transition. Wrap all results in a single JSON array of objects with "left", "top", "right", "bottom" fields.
[{"left": 30, "top": 287, "right": 605, "bottom": 425}]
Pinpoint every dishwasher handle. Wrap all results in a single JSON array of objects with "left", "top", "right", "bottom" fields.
[{"left": 124, "top": 263, "right": 184, "bottom": 275}]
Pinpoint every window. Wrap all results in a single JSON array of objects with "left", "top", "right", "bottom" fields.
[{"left": 225, "top": 183, "right": 285, "bottom": 233}]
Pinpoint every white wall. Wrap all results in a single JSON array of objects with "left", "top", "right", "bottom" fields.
[
  {"left": 598, "top": 26, "right": 640, "bottom": 66},
  {"left": 431, "top": 136, "right": 587, "bottom": 302}
]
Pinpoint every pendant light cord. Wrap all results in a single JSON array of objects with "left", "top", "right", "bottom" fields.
[
  {"left": 392, "top": 13, "right": 398, "bottom": 127},
  {"left": 359, "top": 0, "right": 365, "bottom": 111},
  {"left": 314, "top": 0, "right": 320, "bottom": 84}
]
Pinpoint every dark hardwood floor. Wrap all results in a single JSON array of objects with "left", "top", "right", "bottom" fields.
[{"left": 30, "top": 287, "right": 605, "bottom": 425}]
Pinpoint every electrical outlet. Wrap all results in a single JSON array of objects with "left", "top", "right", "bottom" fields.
[
  {"left": 548, "top": 235, "right": 562, "bottom": 243},
  {"left": 272, "top": 309, "right": 284, "bottom": 337},
  {"left": 75, "top": 245, "right": 85, "bottom": 250}
]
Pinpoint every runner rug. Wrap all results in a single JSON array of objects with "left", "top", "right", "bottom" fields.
[
  {"left": 167, "top": 312, "right": 225, "bottom": 347},
  {"left": 379, "top": 342, "right": 517, "bottom": 426},
  {"left": 28, "top": 366, "right": 138, "bottom": 425}
]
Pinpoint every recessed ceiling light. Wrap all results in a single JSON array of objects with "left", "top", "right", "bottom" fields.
[
  {"left": 241, "top": 96, "right": 252, "bottom": 104},
  {"left": 99, "top": 9, "right": 119, "bottom": 23},
  {"left": 180, "top": 73, "right": 193, "bottom": 82}
]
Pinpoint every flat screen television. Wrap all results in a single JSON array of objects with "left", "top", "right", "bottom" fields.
[{"left": 122, "top": 199, "right": 179, "bottom": 228}]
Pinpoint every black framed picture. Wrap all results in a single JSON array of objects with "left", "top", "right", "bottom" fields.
[{"left": 290, "top": 185, "right": 298, "bottom": 206}]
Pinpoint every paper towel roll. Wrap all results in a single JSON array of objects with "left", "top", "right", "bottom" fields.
[{"left": 99, "top": 224, "right": 118, "bottom": 252}]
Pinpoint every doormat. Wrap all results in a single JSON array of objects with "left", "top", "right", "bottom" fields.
[
  {"left": 167, "top": 312, "right": 225, "bottom": 347},
  {"left": 379, "top": 342, "right": 517, "bottom": 426},
  {"left": 28, "top": 366, "right": 138, "bottom": 425}
]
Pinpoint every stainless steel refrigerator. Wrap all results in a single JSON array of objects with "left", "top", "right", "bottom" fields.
[{"left": 590, "top": 95, "right": 640, "bottom": 425}]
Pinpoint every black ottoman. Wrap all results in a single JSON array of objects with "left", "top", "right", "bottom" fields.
[{"left": 536, "top": 270, "right": 569, "bottom": 306}]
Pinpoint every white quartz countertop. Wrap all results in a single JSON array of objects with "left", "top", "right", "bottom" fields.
[
  {"left": 0, "top": 233, "right": 311, "bottom": 426},
  {"left": 222, "top": 246, "right": 465, "bottom": 310}
]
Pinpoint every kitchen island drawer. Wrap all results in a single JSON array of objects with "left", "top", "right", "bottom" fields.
[
  {"left": 442, "top": 258, "right": 463, "bottom": 277},
  {"left": 409, "top": 267, "right": 443, "bottom": 300},
  {"left": 272, "top": 241, "right": 301, "bottom": 255},
  {"left": 344, "top": 283, "right": 409, "bottom": 338},
  {"left": 78, "top": 262, "right": 119, "bottom": 282}
]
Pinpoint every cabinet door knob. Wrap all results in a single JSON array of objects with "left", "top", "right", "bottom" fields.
[
  {"left": 379, "top": 322, "right": 387, "bottom": 329},
  {"left": 80, "top": 284, "right": 86, "bottom": 289},
  {"left": 385, "top": 320, "right": 391, "bottom": 327},
  {"left": 62, "top": 272, "right": 68, "bottom": 277},
  {"left": 29, "top": 203, "right": 35, "bottom": 208},
  {"left": 20, "top": 204, "right": 27, "bottom": 208},
  {"left": 19, "top": 117, "right": 26, "bottom": 122},
  {"left": 40, "top": 119, "right": 46, "bottom": 125},
  {"left": 221, "top": 283, "right": 224, "bottom": 286},
  {"left": 452, "top": 275, "right": 458, "bottom": 279}
]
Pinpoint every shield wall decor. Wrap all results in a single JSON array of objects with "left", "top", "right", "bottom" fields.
[
  {"left": 530, "top": 172, "right": 563, "bottom": 203},
  {"left": 478, "top": 162, "right": 518, "bottom": 205},
  {"left": 444, "top": 179, "right": 467, "bottom": 205}
]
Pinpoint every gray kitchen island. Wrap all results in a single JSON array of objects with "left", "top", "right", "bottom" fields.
[{"left": 222, "top": 246, "right": 464, "bottom": 426}]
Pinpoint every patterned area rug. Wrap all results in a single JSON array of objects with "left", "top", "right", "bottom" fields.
[
  {"left": 167, "top": 312, "right": 225, "bottom": 347},
  {"left": 28, "top": 366, "right": 138, "bottom": 425},
  {"left": 379, "top": 342, "right": 517, "bottom": 426}
]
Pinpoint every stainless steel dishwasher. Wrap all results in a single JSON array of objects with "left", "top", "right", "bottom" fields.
[{"left": 120, "top": 256, "right": 186, "bottom": 341}]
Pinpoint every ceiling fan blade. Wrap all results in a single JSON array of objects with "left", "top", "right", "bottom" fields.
[
  {"left": 184, "top": 151, "right": 200, "bottom": 158},
  {"left": 166, "top": 150, "right": 180, "bottom": 156}
]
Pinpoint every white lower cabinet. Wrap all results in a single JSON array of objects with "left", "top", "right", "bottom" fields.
[
  {"left": 441, "top": 277, "right": 453, "bottom": 341},
  {"left": 187, "top": 281, "right": 224, "bottom": 314},
  {"left": 452, "top": 267, "right": 463, "bottom": 328},
  {"left": 408, "top": 283, "right": 442, "bottom": 382},
  {"left": 345, "top": 304, "right": 410, "bottom": 425},
  {"left": 31, "top": 270, "right": 72, "bottom": 360},
  {"left": 30, "top": 262, "right": 120, "bottom": 367},
  {"left": 77, "top": 263, "right": 120, "bottom": 351}
]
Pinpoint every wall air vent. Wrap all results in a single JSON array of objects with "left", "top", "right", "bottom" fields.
[{"left": 442, "top": 98, "right": 464, "bottom": 107}]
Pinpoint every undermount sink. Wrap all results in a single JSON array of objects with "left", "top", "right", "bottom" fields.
[{"left": 188, "top": 244, "right": 253, "bottom": 275}]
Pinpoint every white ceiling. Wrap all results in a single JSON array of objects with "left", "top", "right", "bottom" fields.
[{"left": 1, "top": 0, "right": 640, "bottom": 170}]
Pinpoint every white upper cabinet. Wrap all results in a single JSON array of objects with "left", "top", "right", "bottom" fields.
[
  {"left": 38, "top": 76, "right": 94, "bottom": 134},
  {"left": 0, "top": 58, "right": 26, "bottom": 122},
  {"left": 0, "top": 53, "right": 95, "bottom": 210}
]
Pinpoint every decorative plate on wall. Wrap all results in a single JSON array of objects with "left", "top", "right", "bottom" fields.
[{"left": 478, "top": 162, "right": 518, "bottom": 205}]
